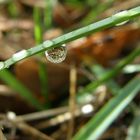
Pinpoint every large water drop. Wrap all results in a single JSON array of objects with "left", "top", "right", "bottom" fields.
[{"left": 45, "top": 44, "right": 67, "bottom": 63}]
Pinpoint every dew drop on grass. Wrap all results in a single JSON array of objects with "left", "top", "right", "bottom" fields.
[
  {"left": 45, "top": 44, "right": 67, "bottom": 63},
  {"left": 0, "top": 62, "right": 5, "bottom": 70},
  {"left": 113, "top": 10, "right": 129, "bottom": 26}
]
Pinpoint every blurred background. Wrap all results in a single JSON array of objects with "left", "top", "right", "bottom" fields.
[{"left": 0, "top": 0, "right": 140, "bottom": 140}]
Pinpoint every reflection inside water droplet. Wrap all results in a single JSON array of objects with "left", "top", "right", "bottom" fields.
[{"left": 45, "top": 44, "right": 67, "bottom": 63}]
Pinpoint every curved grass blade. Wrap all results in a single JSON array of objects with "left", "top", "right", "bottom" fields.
[
  {"left": 77, "top": 46, "right": 140, "bottom": 103},
  {"left": 73, "top": 76, "right": 140, "bottom": 140},
  {"left": 33, "top": 6, "right": 43, "bottom": 44},
  {"left": 90, "top": 64, "right": 121, "bottom": 94},
  {"left": 126, "top": 114, "right": 140, "bottom": 140},
  {"left": 0, "top": 69, "right": 44, "bottom": 110}
]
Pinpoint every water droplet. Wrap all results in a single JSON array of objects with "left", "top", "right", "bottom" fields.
[
  {"left": 113, "top": 10, "right": 129, "bottom": 26},
  {"left": 12, "top": 50, "right": 28, "bottom": 61},
  {"left": 0, "top": 62, "right": 5, "bottom": 70},
  {"left": 43, "top": 40, "right": 54, "bottom": 48},
  {"left": 45, "top": 44, "right": 67, "bottom": 63}
]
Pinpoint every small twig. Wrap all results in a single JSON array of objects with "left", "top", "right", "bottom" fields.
[
  {"left": 35, "top": 108, "right": 81, "bottom": 129},
  {"left": 0, "top": 129, "right": 6, "bottom": 140},
  {"left": 67, "top": 64, "right": 77, "bottom": 140},
  {"left": 11, "top": 121, "right": 54, "bottom": 140},
  {"left": 34, "top": 103, "right": 95, "bottom": 129},
  {"left": 0, "top": 112, "right": 54, "bottom": 140},
  {"left": 16, "top": 106, "right": 68, "bottom": 122}
]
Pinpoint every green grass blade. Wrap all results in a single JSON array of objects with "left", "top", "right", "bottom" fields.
[
  {"left": 0, "top": 69, "right": 45, "bottom": 110},
  {"left": 73, "top": 76, "right": 140, "bottom": 140},
  {"left": 126, "top": 114, "right": 140, "bottom": 140},
  {"left": 44, "top": 0, "right": 53, "bottom": 29},
  {"left": 77, "top": 47, "right": 140, "bottom": 103},
  {"left": 0, "top": 6, "right": 140, "bottom": 70},
  {"left": 33, "top": 7, "right": 43, "bottom": 44},
  {"left": 39, "top": 62, "right": 49, "bottom": 103},
  {"left": 81, "top": 0, "right": 114, "bottom": 25},
  {"left": 33, "top": 5, "right": 50, "bottom": 105},
  {"left": 90, "top": 64, "right": 121, "bottom": 95},
  {"left": 8, "top": 0, "right": 18, "bottom": 17}
]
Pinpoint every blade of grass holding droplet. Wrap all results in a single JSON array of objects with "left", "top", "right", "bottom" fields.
[
  {"left": 77, "top": 46, "right": 140, "bottom": 103},
  {"left": 126, "top": 113, "right": 140, "bottom": 140},
  {"left": 0, "top": 69, "right": 45, "bottom": 110},
  {"left": 0, "top": 6, "right": 139, "bottom": 70},
  {"left": 73, "top": 76, "right": 140, "bottom": 140}
]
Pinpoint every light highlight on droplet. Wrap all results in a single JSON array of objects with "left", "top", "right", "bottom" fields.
[{"left": 81, "top": 104, "right": 94, "bottom": 114}]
